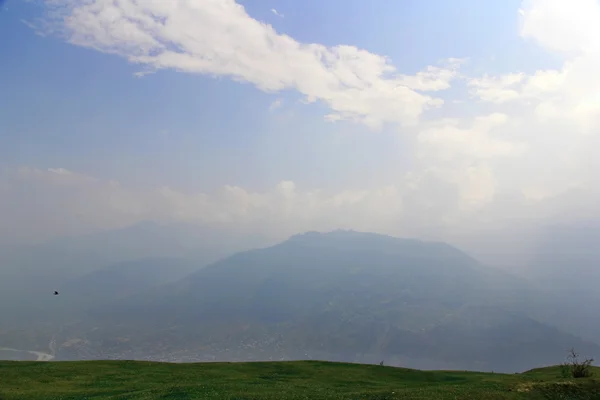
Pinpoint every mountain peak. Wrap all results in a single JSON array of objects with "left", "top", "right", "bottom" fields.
[{"left": 288, "top": 229, "right": 398, "bottom": 242}]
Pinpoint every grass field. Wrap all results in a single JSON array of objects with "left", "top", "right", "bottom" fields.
[{"left": 1, "top": 360, "right": 599, "bottom": 399}]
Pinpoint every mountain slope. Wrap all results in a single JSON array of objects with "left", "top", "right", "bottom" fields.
[
  {"left": 0, "top": 221, "right": 246, "bottom": 288},
  {"left": 449, "top": 222, "right": 600, "bottom": 346},
  {"left": 101, "top": 230, "right": 515, "bottom": 320},
  {"left": 59, "top": 257, "right": 199, "bottom": 308},
  {"left": 78, "top": 230, "right": 598, "bottom": 372},
  {"left": 0, "top": 221, "right": 264, "bottom": 324},
  {"left": 526, "top": 223, "right": 600, "bottom": 344}
]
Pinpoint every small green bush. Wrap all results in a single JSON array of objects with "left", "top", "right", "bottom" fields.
[{"left": 560, "top": 348, "right": 594, "bottom": 379}]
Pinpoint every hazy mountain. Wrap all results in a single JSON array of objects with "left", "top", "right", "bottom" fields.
[
  {"left": 0, "top": 221, "right": 266, "bottom": 324},
  {"left": 60, "top": 257, "right": 199, "bottom": 308},
  {"left": 523, "top": 223, "right": 600, "bottom": 344},
  {"left": 447, "top": 222, "right": 600, "bottom": 346},
  {"left": 106, "top": 230, "right": 530, "bottom": 320},
  {"left": 0, "top": 221, "right": 254, "bottom": 282},
  {"left": 77, "top": 230, "right": 597, "bottom": 372}
]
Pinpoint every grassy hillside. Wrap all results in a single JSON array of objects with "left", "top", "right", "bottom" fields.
[{"left": 0, "top": 360, "right": 599, "bottom": 399}]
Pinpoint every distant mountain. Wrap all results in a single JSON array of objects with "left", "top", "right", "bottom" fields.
[
  {"left": 60, "top": 257, "right": 199, "bottom": 308},
  {"left": 0, "top": 221, "right": 266, "bottom": 324},
  {"left": 79, "top": 230, "right": 598, "bottom": 372},
  {"left": 0, "top": 221, "right": 253, "bottom": 282},
  {"left": 524, "top": 223, "right": 600, "bottom": 344},
  {"left": 440, "top": 222, "right": 600, "bottom": 346},
  {"left": 107, "top": 230, "right": 528, "bottom": 320}
]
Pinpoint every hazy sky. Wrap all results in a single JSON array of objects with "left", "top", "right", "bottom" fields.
[{"left": 1, "top": 0, "right": 600, "bottom": 245}]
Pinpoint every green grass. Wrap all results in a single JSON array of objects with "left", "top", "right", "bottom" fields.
[{"left": 0, "top": 360, "right": 599, "bottom": 399}]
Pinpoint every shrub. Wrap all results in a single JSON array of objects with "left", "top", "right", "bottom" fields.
[{"left": 560, "top": 348, "right": 594, "bottom": 379}]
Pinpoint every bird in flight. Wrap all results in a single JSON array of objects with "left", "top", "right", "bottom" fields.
[{"left": 54, "top": 291, "right": 59, "bottom": 295}]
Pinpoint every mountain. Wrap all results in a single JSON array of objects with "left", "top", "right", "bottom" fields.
[
  {"left": 75, "top": 230, "right": 598, "bottom": 372},
  {"left": 524, "top": 223, "right": 600, "bottom": 344},
  {"left": 437, "top": 222, "right": 600, "bottom": 346},
  {"left": 0, "top": 221, "right": 254, "bottom": 287},
  {"left": 0, "top": 221, "right": 266, "bottom": 323},
  {"left": 59, "top": 257, "right": 199, "bottom": 308},
  {"left": 107, "top": 230, "right": 531, "bottom": 320}
]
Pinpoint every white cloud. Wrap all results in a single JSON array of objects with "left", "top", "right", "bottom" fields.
[
  {"left": 468, "top": 73, "right": 526, "bottom": 104},
  {"left": 35, "top": 0, "right": 463, "bottom": 129},
  {"left": 467, "top": 67, "right": 573, "bottom": 108},
  {"left": 417, "top": 113, "right": 527, "bottom": 162},
  {"left": 6, "top": 151, "right": 600, "bottom": 249},
  {"left": 469, "top": 0, "right": 600, "bottom": 131},
  {"left": 452, "top": 0, "right": 600, "bottom": 222},
  {"left": 271, "top": 8, "right": 284, "bottom": 18},
  {"left": 405, "top": 112, "right": 532, "bottom": 215},
  {"left": 0, "top": 163, "right": 523, "bottom": 246},
  {"left": 398, "top": 58, "right": 467, "bottom": 91},
  {"left": 519, "top": 0, "right": 600, "bottom": 56},
  {"left": 0, "top": 167, "right": 412, "bottom": 244}
]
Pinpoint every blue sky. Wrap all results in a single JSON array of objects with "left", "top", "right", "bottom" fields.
[
  {"left": 0, "top": 0, "right": 599, "bottom": 245},
  {"left": 0, "top": 0, "right": 540, "bottom": 190}
]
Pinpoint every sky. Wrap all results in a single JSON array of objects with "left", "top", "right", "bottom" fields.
[{"left": 1, "top": 0, "right": 600, "bottom": 249}]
